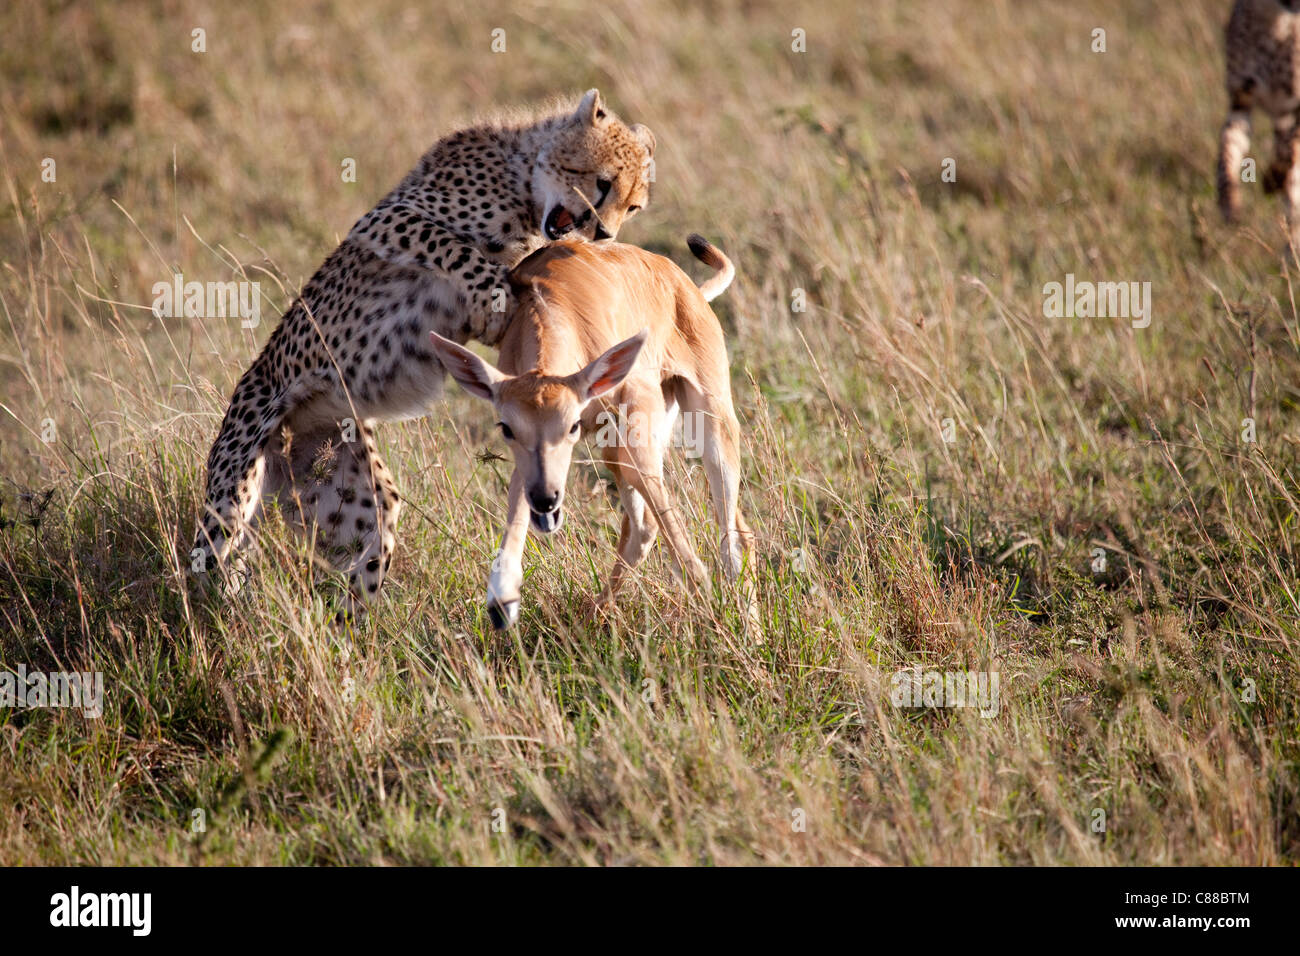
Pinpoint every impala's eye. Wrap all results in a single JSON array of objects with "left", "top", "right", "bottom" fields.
[
  {"left": 570, "top": 421, "right": 582, "bottom": 436},
  {"left": 498, "top": 422, "right": 514, "bottom": 441},
  {"left": 596, "top": 178, "right": 613, "bottom": 206},
  {"left": 626, "top": 204, "right": 641, "bottom": 215}
]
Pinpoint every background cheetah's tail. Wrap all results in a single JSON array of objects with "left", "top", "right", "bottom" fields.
[{"left": 687, "top": 234, "right": 735, "bottom": 302}]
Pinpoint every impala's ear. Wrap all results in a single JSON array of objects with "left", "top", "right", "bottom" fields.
[
  {"left": 573, "top": 330, "right": 647, "bottom": 400},
  {"left": 430, "top": 332, "right": 504, "bottom": 401},
  {"left": 575, "top": 88, "right": 605, "bottom": 126}
]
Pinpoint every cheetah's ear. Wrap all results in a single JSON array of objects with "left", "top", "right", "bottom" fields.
[
  {"left": 576, "top": 88, "right": 606, "bottom": 126},
  {"left": 630, "top": 123, "right": 655, "bottom": 157},
  {"left": 430, "top": 332, "right": 504, "bottom": 402}
]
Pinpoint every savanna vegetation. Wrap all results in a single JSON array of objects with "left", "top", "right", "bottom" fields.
[{"left": 0, "top": 0, "right": 1295, "bottom": 864}]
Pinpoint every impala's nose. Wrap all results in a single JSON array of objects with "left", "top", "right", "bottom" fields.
[
  {"left": 527, "top": 486, "right": 563, "bottom": 534},
  {"left": 529, "top": 488, "right": 561, "bottom": 514}
]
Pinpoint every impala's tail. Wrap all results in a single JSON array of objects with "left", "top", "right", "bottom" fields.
[{"left": 687, "top": 234, "right": 734, "bottom": 302}]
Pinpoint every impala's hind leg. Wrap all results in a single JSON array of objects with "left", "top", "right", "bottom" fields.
[
  {"left": 594, "top": 449, "right": 660, "bottom": 610},
  {"left": 612, "top": 384, "right": 708, "bottom": 595},
  {"left": 677, "top": 377, "right": 758, "bottom": 622}
]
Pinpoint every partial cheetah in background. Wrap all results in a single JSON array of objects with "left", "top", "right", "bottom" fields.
[
  {"left": 191, "top": 90, "right": 655, "bottom": 615},
  {"left": 1218, "top": 0, "right": 1300, "bottom": 239}
]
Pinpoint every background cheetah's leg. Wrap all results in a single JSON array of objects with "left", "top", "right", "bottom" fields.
[
  {"left": 1218, "top": 90, "right": 1252, "bottom": 222},
  {"left": 1265, "top": 113, "right": 1297, "bottom": 194},
  {"left": 1279, "top": 116, "right": 1300, "bottom": 253}
]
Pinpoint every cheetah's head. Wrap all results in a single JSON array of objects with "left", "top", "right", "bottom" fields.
[{"left": 534, "top": 89, "right": 655, "bottom": 243}]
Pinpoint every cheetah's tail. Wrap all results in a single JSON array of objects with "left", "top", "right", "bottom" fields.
[{"left": 686, "top": 234, "right": 735, "bottom": 303}]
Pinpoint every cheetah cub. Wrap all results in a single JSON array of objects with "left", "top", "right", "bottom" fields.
[
  {"left": 1218, "top": 0, "right": 1300, "bottom": 240},
  {"left": 191, "top": 90, "right": 655, "bottom": 614}
]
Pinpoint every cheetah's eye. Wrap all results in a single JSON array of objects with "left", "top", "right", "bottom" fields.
[
  {"left": 595, "top": 178, "right": 613, "bottom": 206},
  {"left": 626, "top": 205, "right": 641, "bottom": 215},
  {"left": 498, "top": 422, "right": 514, "bottom": 441}
]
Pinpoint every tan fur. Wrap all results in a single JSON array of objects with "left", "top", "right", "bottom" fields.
[{"left": 431, "top": 237, "right": 755, "bottom": 629}]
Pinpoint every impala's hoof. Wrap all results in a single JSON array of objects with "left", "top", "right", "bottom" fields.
[
  {"left": 583, "top": 594, "right": 616, "bottom": 622},
  {"left": 488, "top": 599, "right": 519, "bottom": 630}
]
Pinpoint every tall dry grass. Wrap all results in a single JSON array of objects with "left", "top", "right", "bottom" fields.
[{"left": 0, "top": 0, "right": 1295, "bottom": 864}]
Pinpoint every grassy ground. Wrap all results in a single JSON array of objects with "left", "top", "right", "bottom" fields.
[{"left": 0, "top": 0, "right": 1296, "bottom": 864}]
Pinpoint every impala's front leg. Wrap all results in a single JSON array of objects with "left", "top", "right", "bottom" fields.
[{"left": 487, "top": 470, "right": 530, "bottom": 629}]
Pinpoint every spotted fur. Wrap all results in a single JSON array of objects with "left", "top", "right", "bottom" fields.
[
  {"left": 1218, "top": 0, "right": 1300, "bottom": 236},
  {"left": 191, "top": 90, "right": 655, "bottom": 615}
]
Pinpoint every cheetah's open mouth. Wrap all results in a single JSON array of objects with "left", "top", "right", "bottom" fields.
[{"left": 544, "top": 205, "right": 576, "bottom": 240}]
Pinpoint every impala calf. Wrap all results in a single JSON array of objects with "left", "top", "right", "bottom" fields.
[{"left": 430, "top": 235, "right": 754, "bottom": 629}]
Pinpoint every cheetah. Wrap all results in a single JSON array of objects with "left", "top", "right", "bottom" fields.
[
  {"left": 191, "top": 89, "right": 655, "bottom": 615},
  {"left": 1218, "top": 0, "right": 1300, "bottom": 240}
]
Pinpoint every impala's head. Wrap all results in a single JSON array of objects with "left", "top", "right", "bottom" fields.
[
  {"left": 533, "top": 89, "right": 655, "bottom": 243},
  {"left": 431, "top": 330, "right": 647, "bottom": 534}
]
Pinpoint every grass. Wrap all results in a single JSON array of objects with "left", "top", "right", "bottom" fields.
[{"left": 0, "top": 0, "right": 1296, "bottom": 865}]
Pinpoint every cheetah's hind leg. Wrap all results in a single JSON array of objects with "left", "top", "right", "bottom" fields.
[{"left": 273, "top": 418, "right": 402, "bottom": 626}]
